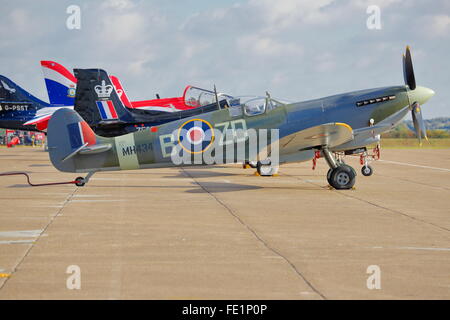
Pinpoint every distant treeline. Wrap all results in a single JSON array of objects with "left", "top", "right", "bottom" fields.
[
  {"left": 404, "top": 117, "right": 450, "bottom": 132},
  {"left": 382, "top": 123, "right": 450, "bottom": 139}
]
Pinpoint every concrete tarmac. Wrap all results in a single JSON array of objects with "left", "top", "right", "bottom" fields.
[{"left": 0, "top": 147, "right": 449, "bottom": 299}]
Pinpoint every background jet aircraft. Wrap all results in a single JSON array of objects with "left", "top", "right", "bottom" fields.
[
  {"left": 0, "top": 60, "right": 228, "bottom": 132},
  {"left": 73, "top": 68, "right": 232, "bottom": 137},
  {"left": 0, "top": 75, "right": 54, "bottom": 131},
  {"left": 46, "top": 47, "right": 434, "bottom": 190},
  {"left": 41, "top": 60, "right": 216, "bottom": 112}
]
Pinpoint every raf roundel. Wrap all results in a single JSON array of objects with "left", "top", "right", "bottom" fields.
[{"left": 178, "top": 119, "right": 214, "bottom": 154}]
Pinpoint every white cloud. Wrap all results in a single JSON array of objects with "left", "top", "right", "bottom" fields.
[
  {"left": 9, "top": 9, "right": 29, "bottom": 33},
  {"left": 101, "top": 0, "right": 136, "bottom": 10},
  {"left": 237, "top": 34, "right": 303, "bottom": 57},
  {"left": 428, "top": 14, "right": 450, "bottom": 36},
  {"left": 98, "top": 12, "right": 146, "bottom": 43}
]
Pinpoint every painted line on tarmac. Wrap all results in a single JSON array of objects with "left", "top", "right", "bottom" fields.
[
  {"left": 378, "top": 160, "right": 450, "bottom": 172},
  {"left": 373, "top": 246, "right": 450, "bottom": 252},
  {"left": 0, "top": 230, "right": 43, "bottom": 238},
  {"left": 0, "top": 240, "right": 35, "bottom": 245},
  {"left": 72, "top": 194, "right": 113, "bottom": 198},
  {"left": 70, "top": 199, "right": 124, "bottom": 202}
]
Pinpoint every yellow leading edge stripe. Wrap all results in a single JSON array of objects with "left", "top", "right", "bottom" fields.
[{"left": 335, "top": 122, "right": 353, "bottom": 132}]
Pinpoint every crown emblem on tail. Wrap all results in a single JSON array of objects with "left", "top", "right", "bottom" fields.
[{"left": 94, "top": 80, "right": 113, "bottom": 98}]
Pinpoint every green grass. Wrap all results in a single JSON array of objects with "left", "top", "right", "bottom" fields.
[{"left": 375, "top": 138, "right": 450, "bottom": 149}]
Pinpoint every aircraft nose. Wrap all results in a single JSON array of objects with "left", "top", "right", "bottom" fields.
[{"left": 408, "top": 86, "right": 435, "bottom": 105}]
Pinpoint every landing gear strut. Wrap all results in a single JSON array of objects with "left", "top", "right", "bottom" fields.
[
  {"left": 322, "top": 148, "right": 356, "bottom": 190},
  {"left": 361, "top": 165, "right": 373, "bottom": 176},
  {"left": 359, "top": 144, "right": 380, "bottom": 177}
]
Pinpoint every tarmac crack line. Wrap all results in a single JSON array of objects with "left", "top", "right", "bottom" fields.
[
  {"left": 281, "top": 173, "right": 450, "bottom": 234},
  {"left": 180, "top": 167, "right": 327, "bottom": 300},
  {"left": 0, "top": 187, "right": 79, "bottom": 292}
]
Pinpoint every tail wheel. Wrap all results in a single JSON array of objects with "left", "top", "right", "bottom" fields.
[
  {"left": 361, "top": 165, "right": 373, "bottom": 176},
  {"left": 257, "top": 162, "right": 278, "bottom": 176},
  {"left": 75, "top": 177, "right": 86, "bottom": 187},
  {"left": 329, "top": 165, "right": 356, "bottom": 190}
]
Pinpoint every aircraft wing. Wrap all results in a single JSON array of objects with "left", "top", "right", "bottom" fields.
[{"left": 279, "top": 122, "right": 354, "bottom": 155}]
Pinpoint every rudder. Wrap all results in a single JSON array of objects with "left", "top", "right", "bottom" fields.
[
  {"left": 41, "top": 61, "right": 77, "bottom": 106},
  {"left": 74, "top": 69, "right": 134, "bottom": 126},
  {"left": 47, "top": 108, "right": 102, "bottom": 172}
]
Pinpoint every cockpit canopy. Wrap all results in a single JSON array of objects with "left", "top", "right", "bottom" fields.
[
  {"left": 230, "top": 96, "right": 288, "bottom": 116},
  {"left": 183, "top": 86, "right": 288, "bottom": 116},
  {"left": 183, "top": 86, "right": 234, "bottom": 108}
]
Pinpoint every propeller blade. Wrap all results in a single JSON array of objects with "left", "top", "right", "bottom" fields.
[
  {"left": 403, "top": 46, "right": 416, "bottom": 90},
  {"left": 411, "top": 103, "right": 428, "bottom": 145}
]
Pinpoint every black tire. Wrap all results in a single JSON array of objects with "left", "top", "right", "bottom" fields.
[
  {"left": 75, "top": 177, "right": 85, "bottom": 187},
  {"left": 361, "top": 165, "right": 373, "bottom": 176},
  {"left": 257, "top": 162, "right": 274, "bottom": 176},
  {"left": 329, "top": 165, "right": 356, "bottom": 190},
  {"left": 327, "top": 168, "right": 333, "bottom": 185}
]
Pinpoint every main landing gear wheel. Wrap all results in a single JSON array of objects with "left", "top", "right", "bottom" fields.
[
  {"left": 361, "top": 165, "right": 373, "bottom": 176},
  {"left": 257, "top": 161, "right": 278, "bottom": 176},
  {"left": 75, "top": 177, "right": 86, "bottom": 187},
  {"left": 327, "top": 168, "right": 333, "bottom": 185},
  {"left": 329, "top": 165, "right": 356, "bottom": 190}
]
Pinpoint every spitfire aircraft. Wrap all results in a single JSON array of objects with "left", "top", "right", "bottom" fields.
[{"left": 46, "top": 46, "right": 434, "bottom": 190}]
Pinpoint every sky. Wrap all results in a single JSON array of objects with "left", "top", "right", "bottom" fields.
[{"left": 0, "top": 0, "right": 449, "bottom": 118}]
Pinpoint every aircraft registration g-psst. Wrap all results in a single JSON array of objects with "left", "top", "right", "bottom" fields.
[{"left": 47, "top": 47, "right": 434, "bottom": 190}]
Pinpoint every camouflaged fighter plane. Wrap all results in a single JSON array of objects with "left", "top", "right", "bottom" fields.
[{"left": 47, "top": 47, "right": 434, "bottom": 190}]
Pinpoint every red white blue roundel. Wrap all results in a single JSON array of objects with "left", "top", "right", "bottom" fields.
[{"left": 178, "top": 119, "right": 214, "bottom": 153}]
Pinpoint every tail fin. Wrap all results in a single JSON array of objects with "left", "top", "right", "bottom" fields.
[
  {"left": 74, "top": 68, "right": 134, "bottom": 125},
  {"left": 47, "top": 108, "right": 111, "bottom": 172},
  {"left": 109, "top": 75, "right": 133, "bottom": 108},
  {"left": 0, "top": 75, "right": 49, "bottom": 107},
  {"left": 41, "top": 61, "right": 77, "bottom": 106}
]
